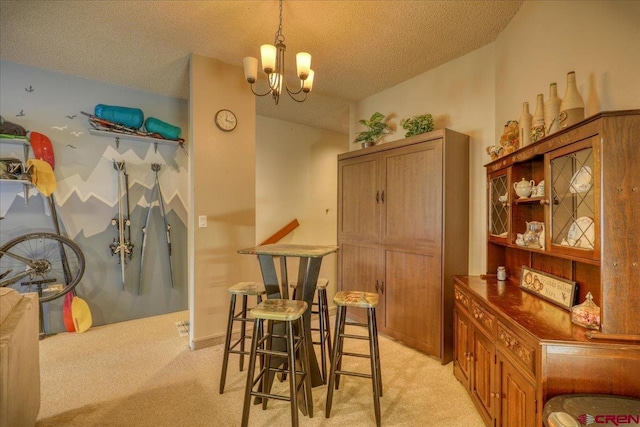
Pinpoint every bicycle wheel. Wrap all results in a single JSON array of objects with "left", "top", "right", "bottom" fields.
[{"left": 0, "top": 232, "right": 85, "bottom": 303}]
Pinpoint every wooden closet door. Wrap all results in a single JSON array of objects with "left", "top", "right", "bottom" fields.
[
  {"left": 381, "top": 140, "right": 443, "bottom": 248},
  {"left": 338, "top": 155, "right": 380, "bottom": 243},
  {"left": 339, "top": 242, "right": 384, "bottom": 324}
]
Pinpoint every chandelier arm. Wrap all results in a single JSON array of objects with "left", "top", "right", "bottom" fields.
[
  {"left": 248, "top": 83, "right": 274, "bottom": 97},
  {"left": 284, "top": 88, "right": 308, "bottom": 103},
  {"left": 284, "top": 83, "right": 305, "bottom": 97}
]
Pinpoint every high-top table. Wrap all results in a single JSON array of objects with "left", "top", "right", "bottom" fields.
[{"left": 238, "top": 243, "right": 338, "bottom": 389}]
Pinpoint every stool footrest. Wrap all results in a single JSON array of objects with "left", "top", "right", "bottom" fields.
[
  {"left": 341, "top": 351, "right": 370, "bottom": 359},
  {"left": 335, "top": 369, "right": 373, "bottom": 380},
  {"left": 340, "top": 333, "right": 368, "bottom": 340},
  {"left": 345, "top": 320, "right": 368, "bottom": 328},
  {"left": 251, "top": 390, "right": 291, "bottom": 402},
  {"left": 233, "top": 315, "right": 255, "bottom": 322}
]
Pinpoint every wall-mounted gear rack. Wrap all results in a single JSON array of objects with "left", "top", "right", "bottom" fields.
[{"left": 88, "top": 129, "right": 187, "bottom": 154}]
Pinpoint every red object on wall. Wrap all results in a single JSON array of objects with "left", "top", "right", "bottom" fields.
[{"left": 29, "top": 131, "right": 55, "bottom": 169}]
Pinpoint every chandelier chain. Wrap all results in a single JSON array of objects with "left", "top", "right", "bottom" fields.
[{"left": 274, "top": 0, "right": 285, "bottom": 44}]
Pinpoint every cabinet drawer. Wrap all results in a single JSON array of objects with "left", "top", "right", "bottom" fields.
[
  {"left": 497, "top": 322, "right": 536, "bottom": 378},
  {"left": 454, "top": 285, "right": 470, "bottom": 312},
  {"left": 471, "top": 300, "right": 495, "bottom": 336}
]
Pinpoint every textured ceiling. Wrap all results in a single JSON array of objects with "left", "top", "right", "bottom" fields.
[{"left": 0, "top": 0, "right": 523, "bottom": 133}]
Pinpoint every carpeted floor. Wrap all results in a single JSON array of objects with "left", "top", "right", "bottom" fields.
[{"left": 36, "top": 310, "right": 484, "bottom": 426}]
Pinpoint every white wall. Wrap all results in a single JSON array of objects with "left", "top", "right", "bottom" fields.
[
  {"left": 351, "top": 43, "right": 496, "bottom": 274},
  {"left": 495, "top": 0, "right": 640, "bottom": 136},
  {"left": 255, "top": 116, "right": 348, "bottom": 298},
  {"left": 351, "top": 0, "right": 640, "bottom": 275}
]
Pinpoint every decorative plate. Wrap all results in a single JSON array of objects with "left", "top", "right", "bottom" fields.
[
  {"left": 569, "top": 166, "right": 592, "bottom": 193},
  {"left": 567, "top": 216, "right": 594, "bottom": 249}
]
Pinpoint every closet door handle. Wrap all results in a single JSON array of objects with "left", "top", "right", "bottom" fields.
[
  {"left": 380, "top": 281, "right": 384, "bottom": 293},
  {"left": 375, "top": 280, "right": 379, "bottom": 292},
  {"left": 381, "top": 190, "right": 385, "bottom": 203},
  {"left": 376, "top": 191, "right": 380, "bottom": 203}
]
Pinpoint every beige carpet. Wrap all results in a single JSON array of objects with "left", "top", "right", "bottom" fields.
[{"left": 36, "top": 310, "right": 484, "bottom": 426}]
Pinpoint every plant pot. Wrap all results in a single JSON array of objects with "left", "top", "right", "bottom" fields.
[{"left": 361, "top": 141, "right": 375, "bottom": 148}]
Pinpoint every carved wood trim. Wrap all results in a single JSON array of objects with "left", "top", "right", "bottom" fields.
[
  {"left": 498, "top": 324, "right": 535, "bottom": 375},
  {"left": 454, "top": 287, "right": 470, "bottom": 310},
  {"left": 472, "top": 302, "right": 494, "bottom": 334}
]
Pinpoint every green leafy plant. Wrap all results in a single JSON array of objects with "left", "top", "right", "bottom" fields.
[
  {"left": 401, "top": 113, "right": 434, "bottom": 137},
  {"left": 353, "top": 112, "right": 392, "bottom": 145}
]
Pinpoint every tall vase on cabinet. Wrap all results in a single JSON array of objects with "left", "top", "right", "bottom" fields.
[
  {"left": 545, "top": 82, "right": 562, "bottom": 135},
  {"left": 559, "top": 71, "right": 585, "bottom": 129},
  {"left": 519, "top": 102, "right": 533, "bottom": 147},
  {"left": 531, "top": 94, "right": 545, "bottom": 143}
]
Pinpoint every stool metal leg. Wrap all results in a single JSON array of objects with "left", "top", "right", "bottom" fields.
[
  {"left": 241, "top": 318, "right": 262, "bottom": 427},
  {"left": 325, "top": 305, "right": 346, "bottom": 417},
  {"left": 317, "top": 289, "right": 328, "bottom": 384},
  {"left": 286, "top": 319, "right": 300, "bottom": 427},
  {"left": 368, "top": 307, "right": 381, "bottom": 427},
  {"left": 219, "top": 294, "right": 237, "bottom": 394},
  {"left": 322, "top": 289, "right": 332, "bottom": 369},
  {"left": 298, "top": 316, "right": 314, "bottom": 418},
  {"left": 372, "top": 307, "right": 382, "bottom": 397},
  {"left": 239, "top": 295, "right": 248, "bottom": 371}
]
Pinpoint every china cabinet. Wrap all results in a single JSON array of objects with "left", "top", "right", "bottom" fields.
[
  {"left": 454, "top": 110, "right": 640, "bottom": 427},
  {"left": 337, "top": 128, "right": 469, "bottom": 363}
]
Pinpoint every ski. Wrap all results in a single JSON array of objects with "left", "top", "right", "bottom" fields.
[
  {"left": 138, "top": 163, "right": 174, "bottom": 294},
  {"left": 109, "top": 160, "right": 133, "bottom": 289}
]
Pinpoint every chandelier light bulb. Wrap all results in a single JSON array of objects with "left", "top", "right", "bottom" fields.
[
  {"left": 243, "top": 57, "right": 258, "bottom": 83},
  {"left": 269, "top": 73, "right": 283, "bottom": 96},
  {"left": 302, "top": 69, "right": 314, "bottom": 93},
  {"left": 296, "top": 52, "right": 311, "bottom": 80},
  {"left": 260, "top": 44, "right": 277, "bottom": 74}
]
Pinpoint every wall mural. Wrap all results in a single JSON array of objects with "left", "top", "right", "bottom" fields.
[{"left": 0, "top": 61, "right": 189, "bottom": 334}]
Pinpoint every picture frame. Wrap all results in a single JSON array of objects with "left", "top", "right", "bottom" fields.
[{"left": 520, "top": 266, "right": 578, "bottom": 310}]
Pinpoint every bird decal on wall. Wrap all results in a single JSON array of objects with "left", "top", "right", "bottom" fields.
[
  {"left": 16, "top": 110, "right": 25, "bottom": 117},
  {"left": 70, "top": 131, "right": 84, "bottom": 137},
  {"left": 66, "top": 144, "right": 77, "bottom": 149},
  {"left": 25, "top": 85, "right": 34, "bottom": 92},
  {"left": 66, "top": 115, "right": 77, "bottom": 119},
  {"left": 52, "top": 125, "right": 68, "bottom": 131}
]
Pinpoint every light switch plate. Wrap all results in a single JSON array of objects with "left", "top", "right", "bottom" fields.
[{"left": 198, "top": 215, "right": 207, "bottom": 228}]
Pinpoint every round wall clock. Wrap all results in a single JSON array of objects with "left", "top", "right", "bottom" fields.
[{"left": 215, "top": 109, "right": 237, "bottom": 132}]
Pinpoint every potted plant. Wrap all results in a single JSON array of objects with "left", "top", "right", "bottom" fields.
[
  {"left": 400, "top": 113, "right": 434, "bottom": 138},
  {"left": 353, "top": 112, "right": 392, "bottom": 148}
]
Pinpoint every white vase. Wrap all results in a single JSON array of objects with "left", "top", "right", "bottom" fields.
[
  {"left": 531, "top": 94, "right": 545, "bottom": 143},
  {"left": 559, "top": 71, "right": 585, "bottom": 129},
  {"left": 519, "top": 102, "right": 532, "bottom": 147},
  {"left": 544, "top": 83, "right": 562, "bottom": 135}
]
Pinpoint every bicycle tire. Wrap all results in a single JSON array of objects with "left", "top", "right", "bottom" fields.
[{"left": 0, "top": 232, "right": 85, "bottom": 303}]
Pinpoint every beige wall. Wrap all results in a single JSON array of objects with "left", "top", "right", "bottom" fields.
[
  {"left": 351, "top": 0, "right": 640, "bottom": 275},
  {"left": 255, "top": 116, "right": 347, "bottom": 298},
  {"left": 189, "top": 54, "right": 260, "bottom": 348}
]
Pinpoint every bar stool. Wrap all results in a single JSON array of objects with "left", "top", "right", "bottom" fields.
[
  {"left": 326, "top": 291, "right": 382, "bottom": 427},
  {"left": 219, "top": 281, "right": 266, "bottom": 394},
  {"left": 241, "top": 299, "right": 313, "bottom": 427},
  {"left": 289, "top": 278, "right": 332, "bottom": 383}
]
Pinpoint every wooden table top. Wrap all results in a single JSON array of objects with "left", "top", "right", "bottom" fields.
[{"left": 238, "top": 243, "right": 339, "bottom": 258}]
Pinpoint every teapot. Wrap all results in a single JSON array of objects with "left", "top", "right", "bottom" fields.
[{"left": 514, "top": 178, "right": 535, "bottom": 198}]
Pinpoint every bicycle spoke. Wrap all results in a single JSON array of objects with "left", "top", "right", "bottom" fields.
[{"left": 0, "top": 232, "right": 85, "bottom": 303}]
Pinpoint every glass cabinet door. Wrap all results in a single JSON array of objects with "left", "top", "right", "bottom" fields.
[
  {"left": 489, "top": 173, "right": 509, "bottom": 240},
  {"left": 548, "top": 141, "right": 597, "bottom": 256}
]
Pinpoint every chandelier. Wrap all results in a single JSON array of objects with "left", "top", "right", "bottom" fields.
[{"left": 242, "top": 0, "right": 314, "bottom": 104}]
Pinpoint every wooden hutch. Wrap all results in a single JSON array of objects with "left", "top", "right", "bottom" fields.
[{"left": 453, "top": 110, "right": 640, "bottom": 427}]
